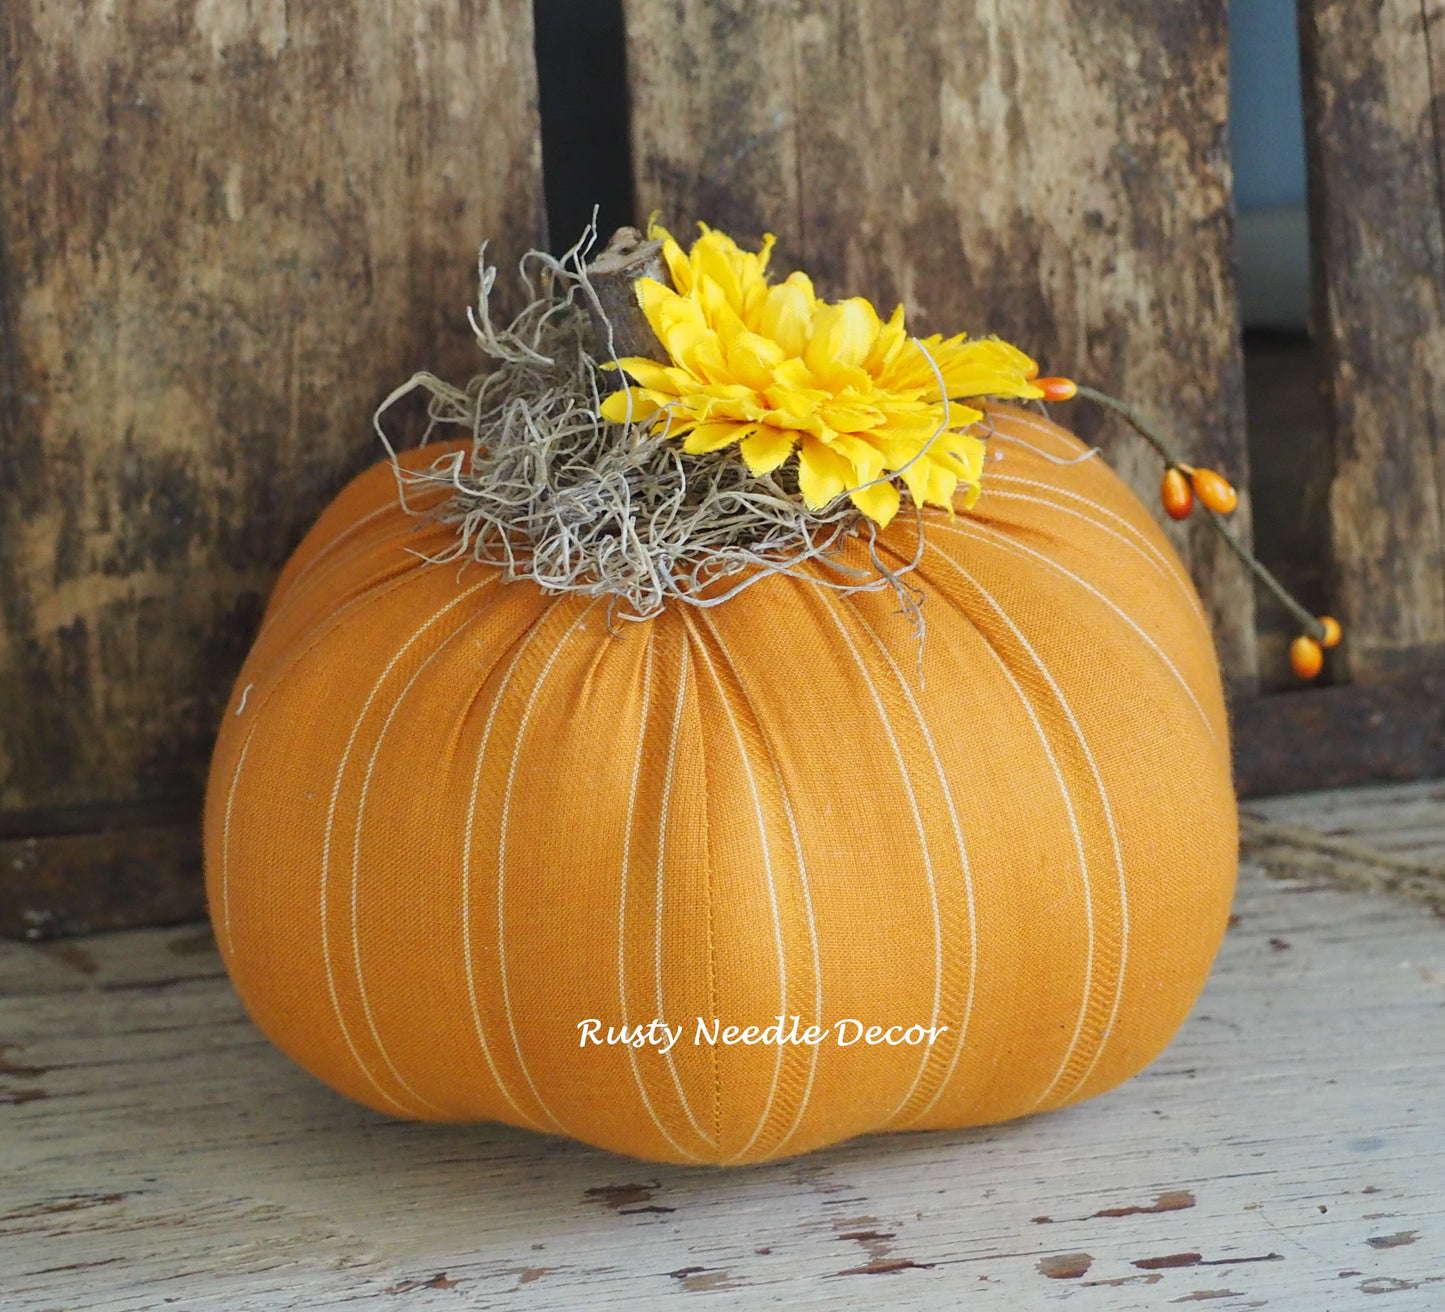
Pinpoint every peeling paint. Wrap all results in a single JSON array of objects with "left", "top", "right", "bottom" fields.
[
  {"left": 837, "top": 1257, "right": 934, "bottom": 1276},
  {"left": 1367, "top": 1230, "right": 1419, "bottom": 1249},
  {"left": 1093, "top": 1189, "right": 1197, "bottom": 1218},
  {"left": 1038, "top": 1253, "right": 1094, "bottom": 1279},
  {"left": 385, "top": 1272, "right": 457, "bottom": 1294},
  {"left": 585, "top": 1182, "right": 672, "bottom": 1213},
  {"left": 1360, "top": 1277, "right": 1419, "bottom": 1294},
  {"left": 0, "top": 1087, "right": 48, "bottom": 1105},
  {"left": 39, "top": 941, "right": 99, "bottom": 975},
  {"left": 1134, "top": 1251, "right": 1204, "bottom": 1269}
]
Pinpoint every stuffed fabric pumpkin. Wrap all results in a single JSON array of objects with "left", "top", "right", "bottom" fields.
[{"left": 205, "top": 402, "right": 1235, "bottom": 1165}]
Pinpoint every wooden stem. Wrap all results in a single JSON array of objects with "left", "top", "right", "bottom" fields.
[{"left": 585, "top": 226, "right": 671, "bottom": 366}]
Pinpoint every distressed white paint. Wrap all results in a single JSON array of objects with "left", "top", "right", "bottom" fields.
[{"left": 1, "top": 786, "right": 1443, "bottom": 1309}]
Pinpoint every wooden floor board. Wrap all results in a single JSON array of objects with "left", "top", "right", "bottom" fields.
[
  {"left": 1247, "top": 779, "right": 1445, "bottom": 837},
  {"left": 2, "top": 786, "right": 1443, "bottom": 1309}
]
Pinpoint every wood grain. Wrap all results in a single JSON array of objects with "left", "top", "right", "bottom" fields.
[
  {"left": 1241, "top": 806, "right": 1445, "bottom": 913},
  {"left": 1299, "top": 0, "right": 1445, "bottom": 683},
  {"left": 1231, "top": 667, "right": 1445, "bottom": 797},
  {"left": 622, "top": 0, "right": 1257, "bottom": 690},
  {"left": 4, "top": 836, "right": 1444, "bottom": 1306},
  {"left": 0, "top": 821, "right": 203, "bottom": 941},
  {"left": 0, "top": 1, "right": 546, "bottom": 818}
]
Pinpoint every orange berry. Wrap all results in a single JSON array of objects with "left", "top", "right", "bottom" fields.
[
  {"left": 1161, "top": 467, "right": 1194, "bottom": 520},
  {"left": 1290, "top": 634, "right": 1324, "bottom": 680},
  {"left": 1319, "top": 615, "right": 1342, "bottom": 649},
  {"left": 1036, "top": 377, "right": 1077, "bottom": 402},
  {"left": 1191, "top": 467, "right": 1238, "bottom": 515}
]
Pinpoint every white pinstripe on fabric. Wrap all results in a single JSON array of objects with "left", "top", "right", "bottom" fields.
[
  {"left": 680, "top": 614, "right": 788, "bottom": 1164},
  {"left": 999, "top": 409, "right": 1099, "bottom": 459},
  {"left": 981, "top": 476, "right": 1205, "bottom": 622},
  {"left": 460, "top": 600, "right": 564, "bottom": 1132},
  {"left": 818, "top": 602, "right": 945, "bottom": 1119},
  {"left": 846, "top": 601, "right": 979, "bottom": 1129},
  {"left": 348, "top": 585, "right": 500, "bottom": 1116},
  {"left": 697, "top": 612, "right": 824, "bottom": 1161},
  {"left": 219, "top": 564, "right": 439, "bottom": 965},
  {"left": 320, "top": 579, "right": 493, "bottom": 1116},
  {"left": 217, "top": 726, "right": 255, "bottom": 957},
  {"left": 933, "top": 519, "right": 1218, "bottom": 742},
  {"left": 496, "top": 601, "right": 603, "bottom": 1135},
  {"left": 254, "top": 502, "right": 397, "bottom": 643},
  {"left": 615, "top": 637, "right": 705, "bottom": 1162},
  {"left": 922, "top": 543, "right": 1126, "bottom": 1106},
  {"left": 651, "top": 641, "right": 718, "bottom": 1151}
]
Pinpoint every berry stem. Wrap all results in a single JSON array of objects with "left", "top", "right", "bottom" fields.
[{"left": 1071, "top": 384, "right": 1328, "bottom": 645}]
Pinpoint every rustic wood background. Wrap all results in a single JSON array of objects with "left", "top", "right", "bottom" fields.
[
  {"left": 1, "top": 0, "right": 1442, "bottom": 935},
  {"left": 0, "top": 0, "right": 546, "bottom": 827},
  {"left": 1298, "top": 0, "right": 1445, "bottom": 686}
]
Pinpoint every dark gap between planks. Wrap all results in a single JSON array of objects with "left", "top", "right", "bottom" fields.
[{"left": 533, "top": 0, "right": 637, "bottom": 250}]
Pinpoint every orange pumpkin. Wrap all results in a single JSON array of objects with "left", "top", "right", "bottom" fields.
[{"left": 205, "top": 403, "right": 1235, "bottom": 1164}]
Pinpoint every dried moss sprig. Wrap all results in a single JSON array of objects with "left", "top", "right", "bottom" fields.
[{"left": 371, "top": 228, "right": 928, "bottom": 630}]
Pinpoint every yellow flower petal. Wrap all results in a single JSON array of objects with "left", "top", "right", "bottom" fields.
[
  {"left": 864, "top": 304, "right": 909, "bottom": 374},
  {"left": 738, "top": 425, "right": 797, "bottom": 475},
  {"left": 804, "top": 298, "right": 879, "bottom": 380},
  {"left": 693, "top": 232, "right": 745, "bottom": 311},
  {"left": 759, "top": 280, "right": 815, "bottom": 358},
  {"left": 850, "top": 478, "right": 901, "bottom": 527},
  {"left": 650, "top": 224, "right": 694, "bottom": 294},
  {"left": 829, "top": 432, "right": 887, "bottom": 484},
  {"left": 796, "top": 437, "right": 855, "bottom": 508},
  {"left": 925, "top": 460, "right": 960, "bottom": 511},
  {"left": 943, "top": 431, "right": 986, "bottom": 483},
  {"left": 818, "top": 398, "right": 885, "bottom": 434},
  {"left": 599, "top": 388, "right": 663, "bottom": 424},
  {"left": 895, "top": 448, "right": 932, "bottom": 508},
  {"left": 725, "top": 330, "right": 787, "bottom": 392},
  {"left": 614, "top": 357, "right": 685, "bottom": 395},
  {"left": 682, "top": 420, "right": 749, "bottom": 454}
]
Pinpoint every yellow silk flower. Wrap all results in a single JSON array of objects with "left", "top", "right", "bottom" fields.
[{"left": 598, "top": 224, "right": 1044, "bottom": 526}]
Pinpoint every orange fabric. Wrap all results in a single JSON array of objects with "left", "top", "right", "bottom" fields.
[{"left": 204, "top": 406, "right": 1236, "bottom": 1164}]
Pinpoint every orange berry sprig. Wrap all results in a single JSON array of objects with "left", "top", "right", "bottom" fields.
[
  {"left": 1289, "top": 615, "right": 1342, "bottom": 680},
  {"left": 1038, "top": 380, "right": 1340, "bottom": 680},
  {"left": 1160, "top": 467, "right": 1194, "bottom": 520},
  {"left": 1188, "top": 466, "right": 1239, "bottom": 515},
  {"left": 1158, "top": 464, "right": 1238, "bottom": 519}
]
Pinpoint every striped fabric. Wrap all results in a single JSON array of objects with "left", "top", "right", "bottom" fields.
[{"left": 204, "top": 405, "right": 1236, "bottom": 1164}]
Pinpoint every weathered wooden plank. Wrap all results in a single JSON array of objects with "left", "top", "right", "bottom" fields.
[
  {"left": 3, "top": 849, "right": 1444, "bottom": 1307},
  {"left": 1241, "top": 812, "right": 1445, "bottom": 914},
  {"left": 1248, "top": 778, "right": 1445, "bottom": 841},
  {"left": 1231, "top": 668, "right": 1445, "bottom": 798},
  {"left": 0, "top": 820, "right": 203, "bottom": 940},
  {"left": 1298, "top": 0, "right": 1445, "bottom": 683},
  {"left": 0, "top": 1, "right": 547, "bottom": 819},
  {"left": 622, "top": 0, "right": 1257, "bottom": 690}
]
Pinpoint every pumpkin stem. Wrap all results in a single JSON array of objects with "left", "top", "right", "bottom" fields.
[
  {"left": 1072, "top": 384, "right": 1328, "bottom": 647},
  {"left": 584, "top": 226, "right": 671, "bottom": 370}
]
